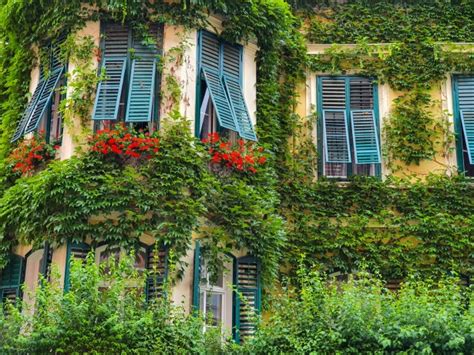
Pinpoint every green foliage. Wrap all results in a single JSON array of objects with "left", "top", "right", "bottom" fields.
[
  {"left": 240, "top": 268, "right": 474, "bottom": 354},
  {"left": 0, "top": 255, "right": 222, "bottom": 353}
]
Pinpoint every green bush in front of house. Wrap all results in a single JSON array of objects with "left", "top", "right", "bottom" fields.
[
  {"left": 0, "top": 255, "right": 223, "bottom": 354},
  {"left": 238, "top": 268, "right": 474, "bottom": 354}
]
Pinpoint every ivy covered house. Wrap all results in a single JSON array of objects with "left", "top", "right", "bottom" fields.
[{"left": 0, "top": 0, "right": 473, "bottom": 345}]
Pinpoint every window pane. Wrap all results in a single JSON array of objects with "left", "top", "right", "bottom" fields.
[{"left": 206, "top": 292, "right": 223, "bottom": 326}]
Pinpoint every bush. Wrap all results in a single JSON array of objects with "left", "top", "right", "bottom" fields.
[
  {"left": 0, "top": 254, "right": 222, "bottom": 354},
  {"left": 240, "top": 269, "right": 474, "bottom": 354}
]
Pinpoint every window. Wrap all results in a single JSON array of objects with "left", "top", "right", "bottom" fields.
[
  {"left": 196, "top": 30, "right": 257, "bottom": 141},
  {"left": 317, "top": 76, "right": 381, "bottom": 179},
  {"left": 0, "top": 254, "right": 25, "bottom": 306},
  {"left": 64, "top": 241, "right": 167, "bottom": 300},
  {"left": 12, "top": 38, "right": 66, "bottom": 143},
  {"left": 192, "top": 242, "right": 261, "bottom": 343},
  {"left": 453, "top": 76, "right": 474, "bottom": 177},
  {"left": 23, "top": 245, "right": 53, "bottom": 306},
  {"left": 92, "top": 22, "right": 162, "bottom": 132}
]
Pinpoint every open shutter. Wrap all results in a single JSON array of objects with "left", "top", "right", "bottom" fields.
[
  {"left": 323, "top": 109, "right": 351, "bottom": 163},
  {"left": 202, "top": 67, "right": 239, "bottom": 132},
  {"left": 64, "top": 242, "right": 91, "bottom": 291},
  {"left": 0, "top": 254, "right": 25, "bottom": 305},
  {"left": 350, "top": 110, "right": 381, "bottom": 164},
  {"left": 40, "top": 243, "right": 53, "bottom": 281},
  {"left": 223, "top": 76, "right": 257, "bottom": 141},
  {"left": 192, "top": 241, "right": 202, "bottom": 311},
  {"left": 460, "top": 110, "right": 474, "bottom": 164},
  {"left": 92, "top": 57, "right": 127, "bottom": 120},
  {"left": 11, "top": 73, "right": 47, "bottom": 142},
  {"left": 234, "top": 255, "right": 261, "bottom": 343},
  {"left": 145, "top": 245, "right": 168, "bottom": 301}
]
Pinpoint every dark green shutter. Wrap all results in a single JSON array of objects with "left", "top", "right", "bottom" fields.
[
  {"left": 234, "top": 255, "right": 261, "bottom": 343},
  {"left": 0, "top": 254, "right": 25, "bottom": 305},
  {"left": 145, "top": 245, "right": 168, "bottom": 301},
  {"left": 40, "top": 243, "right": 53, "bottom": 281},
  {"left": 192, "top": 241, "right": 202, "bottom": 311},
  {"left": 125, "top": 24, "right": 162, "bottom": 123},
  {"left": 64, "top": 241, "right": 91, "bottom": 291}
]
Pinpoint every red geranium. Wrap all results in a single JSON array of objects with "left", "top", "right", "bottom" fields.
[
  {"left": 201, "top": 133, "right": 267, "bottom": 174},
  {"left": 89, "top": 124, "right": 159, "bottom": 164}
]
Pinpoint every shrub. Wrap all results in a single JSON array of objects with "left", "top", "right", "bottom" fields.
[
  {"left": 240, "top": 269, "right": 474, "bottom": 354},
  {"left": 0, "top": 254, "right": 223, "bottom": 354}
]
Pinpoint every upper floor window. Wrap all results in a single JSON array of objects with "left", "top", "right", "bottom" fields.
[
  {"left": 12, "top": 39, "right": 66, "bottom": 144},
  {"left": 196, "top": 30, "right": 257, "bottom": 142},
  {"left": 0, "top": 254, "right": 25, "bottom": 307},
  {"left": 92, "top": 23, "right": 162, "bottom": 132},
  {"left": 452, "top": 76, "right": 474, "bottom": 177},
  {"left": 317, "top": 76, "right": 381, "bottom": 179}
]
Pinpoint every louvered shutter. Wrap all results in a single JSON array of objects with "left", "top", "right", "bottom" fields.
[
  {"left": 457, "top": 77, "right": 474, "bottom": 164},
  {"left": 125, "top": 25, "right": 162, "bottom": 122},
  {"left": 349, "top": 79, "right": 380, "bottom": 164},
  {"left": 92, "top": 24, "right": 128, "bottom": 120},
  {"left": 145, "top": 246, "right": 168, "bottom": 301},
  {"left": 11, "top": 72, "right": 47, "bottom": 142},
  {"left": 64, "top": 242, "right": 91, "bottom": 291},
  {"left": 0, "top": 254, "right": 25, "bottom": 305},
  {"left": 234, "top": 255, "right": 261, "bottom": 343},
  {"left": 321, "top": 78, "right": 351, "bottom": 163},
  {"left": 200, "top": 31, "right": 220, "bottom": 71},
  {"left": 40, "top": 243, "right": 54, "bottom": 281},
  {"left": 192, "top": 241, "right": 202, "bottom": 311}
]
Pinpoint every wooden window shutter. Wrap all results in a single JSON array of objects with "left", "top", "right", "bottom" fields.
[
  {"left": 64, "top": 241, "right": 91, "bottom": 291},
  {"left": 192, "top": 241, "right": 202, "bottom": 311},
  {"left": 145, "top": 245, "right": 168, "bottom": 301},
  {"left": 125, "top": 24, "right": 162, "bottom": 123},
  {"left": 456, "top": 77, "right": 474, "bottom": 164},
  {"left": 0, "top": 254, "right": 25, "bottom": 305},
  {"left": 92, "top": 23, "right": 128, "bottom": 120},
  {"left": 349, "top": 79, "right": 380, "bottom": 164},
  {"left": 321, "top": 78, "right": 351, "bottom": 163},
  {"left": 234, "top": 255, "right": 261, "bottom": 343}
]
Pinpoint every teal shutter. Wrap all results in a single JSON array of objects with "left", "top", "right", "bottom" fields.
[
  {"left": 223, "top": 76, "right": 257, "bottom": 141},
  {"left": 202, "top": 67, "right": 239, "bottom": 132},
  {"left": 350, "top": 110, "right": 381, "bottom": 164},
  {"left": 64, "top": 241, "right": 91, "bottom": 291},
  {"left": 0, "top": 254, "right": 25, "bottom": 305},
  {"left": 23, "top": 67, "right": 64, "bottom": 134},
  {"left": 322, "top": 109, "right": 351, "bottom": 163},
  {"left": 200, "top": 31, "right": 220, "bottom": 71},
  {"left": 145, "top": 246, "right": 168, "bottom": 301},
  {"left": 234, "top": 255, "right": 261, "bottom": 343},
  {"left": 192, "top": 241, "right": 202, "bottom": 311},
  {"left": 460, "top": 110, "right": 474, "bottom": 164},
  {"left": 92, "top": 57, "right": 127, "bottom": 120},
  {"left": 11, "top": 72, "right": 47, "bottom": 142},
  {"left": 125, "top": 25, "right": 162, "bottom": 123}
]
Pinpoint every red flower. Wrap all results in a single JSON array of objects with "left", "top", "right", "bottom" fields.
[{"left": 258, "top": 156, "right": 267, "bottom": 165}]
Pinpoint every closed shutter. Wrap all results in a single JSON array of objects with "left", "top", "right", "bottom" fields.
[
  {"left": 0, "top": 254, "right": 25, "bottom": 305},
  {"left": 234, "top": 255, "right": 261, "bottom": 343},
  {"left": 192, "top": 241, "right": 202, "bottom": 311},
  {"left": 125, "top": 24, "right": 162, "bottom": 123},
  {"left": 92, "top": 23, "right": 128, "bottom": 121},
  {"left": 64, "top": 241, "right": 91, "bottom": 291},
  {"left": 460, "top": 110, "right": 474, "bottom": 164},
  {"left": 145, "top": 245, "right": 168, "bottom": 301},
  {"left": 200, "top": 31, "right": 220, "bottom": 71},
  {"left": 349, "top": 79, "right": 380, "bottom": 164},
  {"left": 321, "top": 78, "right": 351, "bottom": 163}
]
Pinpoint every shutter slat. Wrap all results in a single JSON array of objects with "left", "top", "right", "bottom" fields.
[
  {"left": 104, "top": 24, "right": 129, "bottom": 56},
  {"left": 92, "top": 57, "right": 127, "bottom": 120},
  {"left": 351, "top": 109, "right": 381, "bottom": 164},
  {"left": 202, "top": 67, "right": 239, "bottom": 132},
  {"left": 460, "top": 110, "right": 474, "bottom": 164},
  {"left": 24, "top": 67, "right": 64, "bottom": 134},
  {"left": 201, "top": 31, "right": 220, "bottom": 70},
  {"left": 0, "top": 254, "right": 25, "bottom": 305},
  {"left": 350, "top": 78, "right": 374, "bottom": 110},
  {"left": 223, "top": 43, "right": 240, "bottom": 79},
  {"left": 322, "top": 79, "right": 346, "bottom": 109},
  {"left": 323, "top": 109, "right": 351, "bottom": 163},
  {"left": 11, "top": 75, "right": 47, "bottom": 142},
  {"left": 457, "top": 77, "right": 474, "bottom": 111},
  {"left": 125, "top": 58, "right": 156, "bottom": 122},
  {"left": 223, "top": 76, "right": 257, "bottom": 141}
]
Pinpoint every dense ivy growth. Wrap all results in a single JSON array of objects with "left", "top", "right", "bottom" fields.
[{"left": 0, "top": 0, "right": 472, "bottom": 289}]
